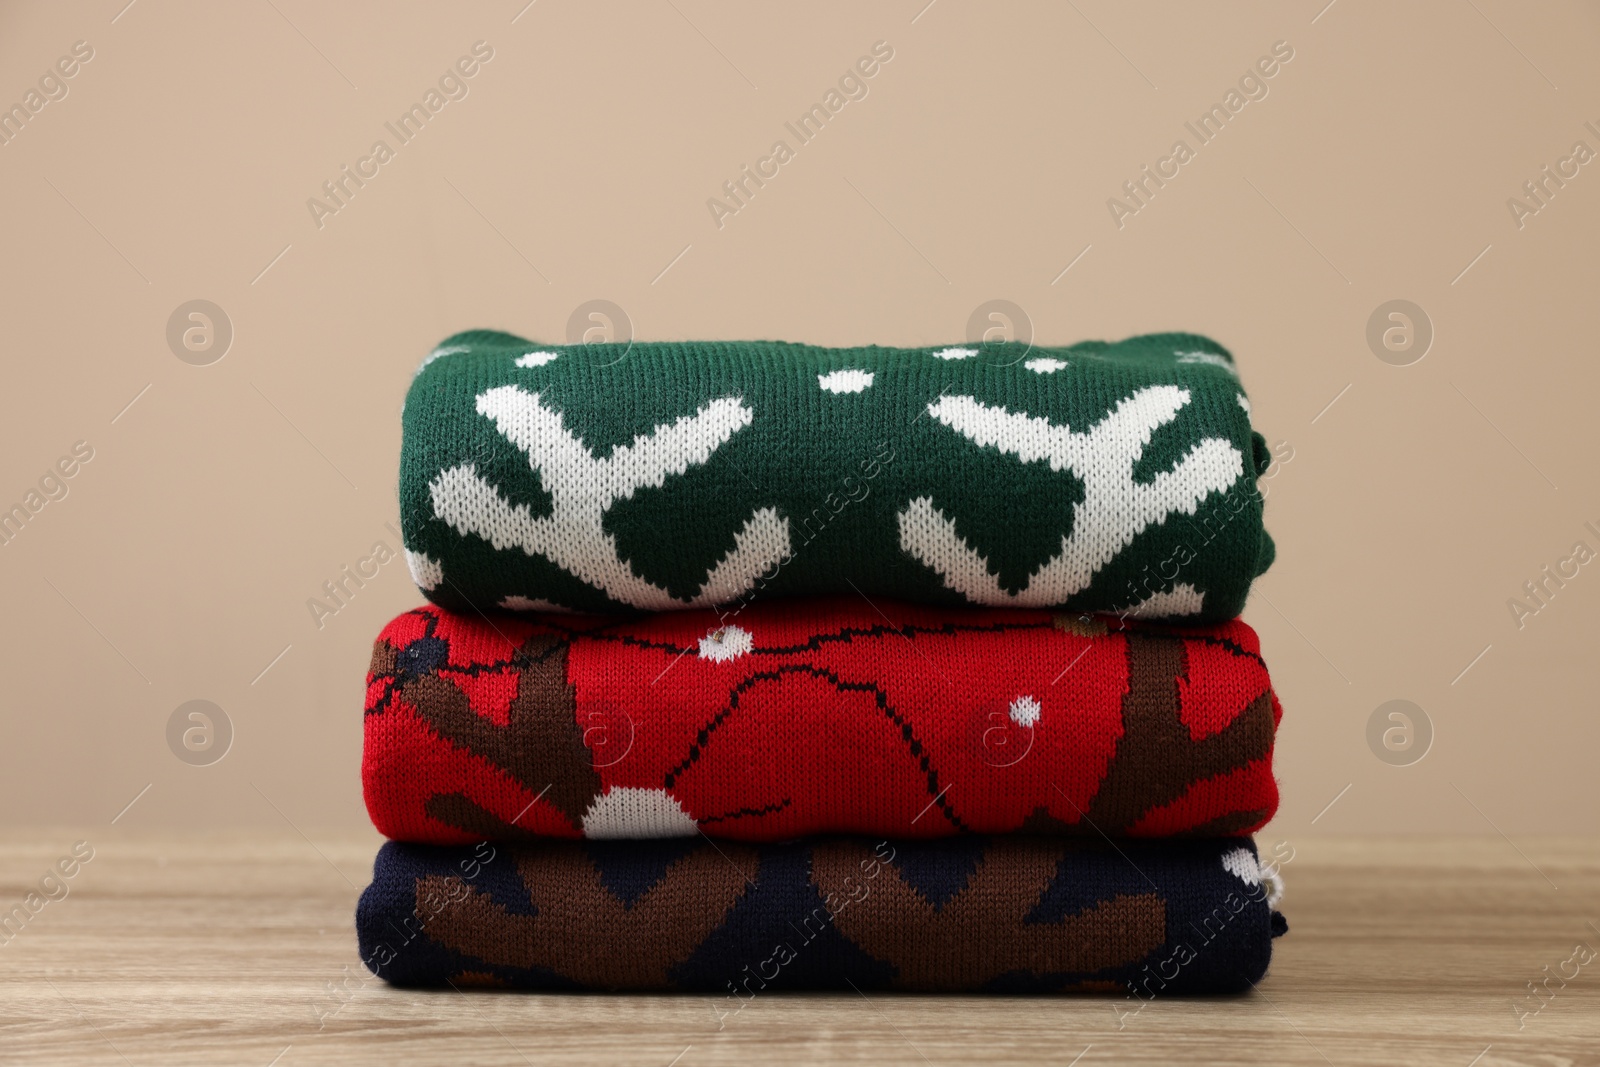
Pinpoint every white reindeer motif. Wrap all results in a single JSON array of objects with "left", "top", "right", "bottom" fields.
[
  {"left": 430, "top": 385, "right": 791, "bottom": 610},
  {"left": 897, "top": 386, "right": 1243, "bottom": 607}
]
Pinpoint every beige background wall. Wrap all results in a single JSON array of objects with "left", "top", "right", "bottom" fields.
[{"left": 1, "top": 0, "right": 1595, "bottom": 839}]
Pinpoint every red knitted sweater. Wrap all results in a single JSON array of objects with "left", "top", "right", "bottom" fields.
[{"left": 363, "top": 600, "right": 1280, "bottom": 843}]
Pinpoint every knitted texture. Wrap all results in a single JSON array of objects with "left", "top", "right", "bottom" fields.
[
  {"left": 357, "top": 835, "right": 1282, "bottom": 993},
  {"left": 400, "top": 331, "right": 1275, "bottom": 621},
  {"left": 363, "top": 600, "right": 1281, "bottom": 843}
]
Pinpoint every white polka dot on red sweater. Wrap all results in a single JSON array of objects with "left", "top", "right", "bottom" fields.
[
  {"left": 698, "top": 625, "right": 753, "bottom": 662},
  {"left": 1009, "top": 695, "right": 1041, "bottom": 727}
]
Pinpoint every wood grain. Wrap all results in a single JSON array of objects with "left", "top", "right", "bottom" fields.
[{"left": 1, "top": 833, "right": 1596, "bottom": 1066}]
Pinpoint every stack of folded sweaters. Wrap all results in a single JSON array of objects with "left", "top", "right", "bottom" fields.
[{"left": 357, "top": 330, "right": 1287, "bottom": 997}]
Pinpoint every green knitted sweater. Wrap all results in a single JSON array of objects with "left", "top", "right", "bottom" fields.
[{"left": 400, "top": 331, "right": 1275, "bottom": 621}]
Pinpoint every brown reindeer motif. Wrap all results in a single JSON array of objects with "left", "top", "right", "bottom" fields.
[
  {"left": 376, "top": 630, "right": 603, "bottom": 832},
  {"left": 419, "top": 841, "right": 756, "bottom": 988},
  {"left": 810, "top": 840, "right": 1165, "bottom": 989},
  {"left": 1084, "top": 632, "right": 1275, "bottom": 833}
]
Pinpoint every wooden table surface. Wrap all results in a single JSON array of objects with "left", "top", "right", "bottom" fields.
[{"left": 1, "top": 833, "right": 1596, "bottom": 1066}]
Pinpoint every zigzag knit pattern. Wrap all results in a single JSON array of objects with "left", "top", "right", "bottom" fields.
[
  {"left": 363, "top": 600, "right": 1281, "bottom": 843},
  {"left": 356, "top": 835, "right": 1285, "bottom": 993},
  {"left": 400, "top": 331, "right": 1276, "bottom": 621}
]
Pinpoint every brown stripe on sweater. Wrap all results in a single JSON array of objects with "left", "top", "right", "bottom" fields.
[
  {"left": 423, "top": 792, "right": 543, "bottom": 840},
  {"left": 810, "top": 840, "right": 1164, "bottom": 989},
  {"left": 1083, "top": 635, "right": 1274, "bottom": 832},
  {"left": 401, "top": 633, "right": 601, "bottom": 827},
  {"left": 420, "top": 842, "right": 754, "bottom": 988}
]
